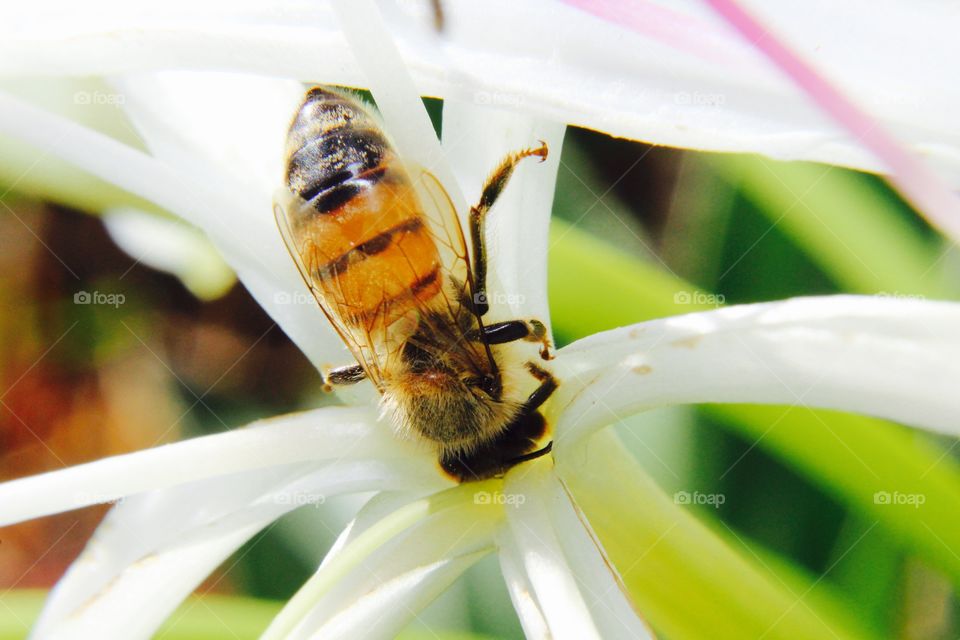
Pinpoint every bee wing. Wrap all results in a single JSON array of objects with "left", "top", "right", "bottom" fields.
[
  {"left": 273, "top": 190, "right": 385, "bottom": 389},
  {"left": 403, "top": 166, "right": 497, "bottom": 371}
]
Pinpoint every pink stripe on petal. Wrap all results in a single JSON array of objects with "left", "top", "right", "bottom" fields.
[
  {"left": 566, "top": 0, "right": 960, "bottom": 242},
  {"left": 704, "top": 0, "right": 960, "bottom": 241}
]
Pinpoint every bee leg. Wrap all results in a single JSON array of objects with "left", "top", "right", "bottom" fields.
[
  {"left": 322, "top": 363, "right": 366, "bottom": 392},
  {"left": 469, "top": 141, "right": 549, "bottom": 316},
  {"left": 499, "top": 364, "right": 559, "bottom": 467},
  {"left": 440, "top": 364, "right": 558, "bottom": 482},
  {"left": 521, "top": 362, "right": 558, "bottom": 412},
  {"left": 468, "top": 319, "right": 553, "bottom": 360}
]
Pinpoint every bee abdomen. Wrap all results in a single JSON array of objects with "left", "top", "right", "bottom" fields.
[{"left": 284, "top": 87, "right": 393, "bottom": 214}]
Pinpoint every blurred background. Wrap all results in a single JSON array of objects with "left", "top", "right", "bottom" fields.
[{"left": 1, "top": 95, "right": 959, "bottom": 640}]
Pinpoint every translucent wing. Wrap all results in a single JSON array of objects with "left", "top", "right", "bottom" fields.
[
  {"left": 273, "top": 165, "right": 496, "bottom": 392},
  {"left": 403, "top": 166, "right": 497, "bottom": 373},
  {"left": 273, "top": 190, "right": 385, "bottom": 389}
]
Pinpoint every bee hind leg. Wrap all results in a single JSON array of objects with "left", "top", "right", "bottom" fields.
[
  {"left": 322, "top": 363, "right": 366, "bottom": 392},
  {"left": 469, "top": 141, "right": 549, "bottom": 317}
]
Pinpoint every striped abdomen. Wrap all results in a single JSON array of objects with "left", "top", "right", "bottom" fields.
[{"left": 283, "top": 88, "right": 443, "bottom": 329}]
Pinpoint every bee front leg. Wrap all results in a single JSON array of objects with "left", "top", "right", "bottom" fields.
[
  {"left": 468, "top": 319, "right": 553, "bottom": 360},
  {"left": 322, "top": 363, "right": 367, "bottom": 392},
  {"left": 469, "top": 141, "right": 549, "bottom": 317}
]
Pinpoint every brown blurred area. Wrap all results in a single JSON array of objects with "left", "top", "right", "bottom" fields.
[{"left": 0, "top": 199, "right": 318, "bottom": 589}]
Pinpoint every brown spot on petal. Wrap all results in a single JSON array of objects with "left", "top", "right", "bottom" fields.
[
  {"left": 671, "top": 335, "right": 702, "bottom": 349},
  {"left": 632, "top": 365, "right": 652, "bottom": 375}
]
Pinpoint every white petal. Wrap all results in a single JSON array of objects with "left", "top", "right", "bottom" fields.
[
  {"left": 264, "top": 489, "right": 498, "bottom": 640},
  {"left": 0, "top": 407, "right": 444, "bottom": 527},
  {"left": 34, "top": 456, "right": 420, "bottom": 639},
  {"left": 113, "top": 71, "right": 355, "bottom": 371},
  {"left": 553, "top": 295, "right": 960, "bottom": 450},
  {"left": 441, "top": 100, "right": 565, "bottom": 328},
  {"left": 34, "top": 466, "right": 300, "bottom": 639},
  {"left": 497, "top": 531, "right": 550, "bottom": 640},
  {"left": 2, "top": 1, "right": 958, "bottom": 183},
  {"left": 102, "top": 206, "right": 234, "bottom": 299},
  {"left": 499, "top": 462, "right": 653, "bottom": 640},
  {"left": 0, "top": 78, "right": 355, "bottom": 372}
]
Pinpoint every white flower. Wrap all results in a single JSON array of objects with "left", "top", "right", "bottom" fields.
[{"left": 1, "top": 1, "right": 960, "bottom": 639}]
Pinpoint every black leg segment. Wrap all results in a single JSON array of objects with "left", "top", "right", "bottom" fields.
[{"left": 468, "top": 141, "right": 549, "bottom": 317}]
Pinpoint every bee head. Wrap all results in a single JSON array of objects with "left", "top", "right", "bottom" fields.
[{"left": 381, "top": 367, "right": 518, "bottom": 455}]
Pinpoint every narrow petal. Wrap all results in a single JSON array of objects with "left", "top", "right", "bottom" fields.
[
  {"left": 499, "top": 461, "right": 653, "bottom": 640},
  {"left": 264, "top": 484, "right": 501, "bottom": 640},
  {"left": 102, "top": 206, "right": 235, "bottom": 299},
  {"left": 3, "top": 1, "right": 959, "bottom": 182},
  {"left": 112, "top": 71, "right": 361, "bottom": 371},
  {"left": 0, "top": 80, "right": 355, "bottom": 372},
  {"left": 699, "top": 0, "right": 960, "bottom": 245},
  {"left": 34, "top": 456, "right": 421, "bottom": 639},
  {"left": 0, "top": 407, "right": 445, "bottom": 527},
  {"left": 553, "top": 295, "right": 960, "bottom": 450},
  {"left": 497, "top": 536, "right": 551, "bottom": 640},
  {"left": 441, "top": 100, "right": 565, "bottom": 328}
]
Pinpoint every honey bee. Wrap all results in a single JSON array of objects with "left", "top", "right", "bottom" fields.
[{"left": 274, "top": 87, "right": 557, "bottom": 481}]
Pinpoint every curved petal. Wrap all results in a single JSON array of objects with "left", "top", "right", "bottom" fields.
[
  {"left": 112, "top": 71, "right": 359, "bottom": 371},
  {"left": 102, "top": 206, "right": 235, "bottom": 299},
  {"left": 498, "top": 461, "right": 653, "bottom": 640},
  {"left": 0, "top": 407, "right": 446, "bottom": 527},
  {"left": 441, "top": 99, "right": 565, "bottom": 329},
  {"left": 552, "top": 295, "right": 960, "bottom": 450},
  {"left": 263, "top": 485, "right": 500, "bottom": 640},
  {"left": 0, "top": 86, "right": 354, "bottom": 372},
  {"left": 33, "top": 456, "right": 424, "bottom": 639},
  {"left": 2, "top": 1, "right": 958, "bottom": 182},
  {"left": 497, "top": 537, "right": 551, "bottom": 640}
]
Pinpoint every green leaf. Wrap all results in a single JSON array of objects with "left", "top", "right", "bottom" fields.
[
  {"left": 563, "top": 431, "right": 879, "bottom": 640},
  {"left": 547, "top": 219, "right": 960, "bottom": 594},
  {"left": 710, "top": 155, "right": 952, "bottom": 299}
]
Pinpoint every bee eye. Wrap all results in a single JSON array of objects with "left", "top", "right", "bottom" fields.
[{"left": 464, "top": 374, "right": 501, "bottom": 398}]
